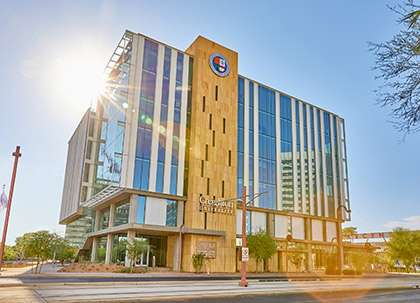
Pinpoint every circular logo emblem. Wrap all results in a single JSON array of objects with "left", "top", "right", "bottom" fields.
[{"left": 209, "top": 53, "right": 230, "bottom": 77}]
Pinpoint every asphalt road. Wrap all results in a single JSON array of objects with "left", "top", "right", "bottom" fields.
[
  {"left": 14, "top": 274, "right": 413, "bottom": 284},
  {"left": 136, "top": 289, "right": 420, "bottom": 303}
]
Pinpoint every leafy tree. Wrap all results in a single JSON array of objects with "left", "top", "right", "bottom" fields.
[
  {"left": 246, "top": 228, "right": 277, "bottom": 273},
  {"left": 342, "top": 227, "right": 357, "bottom": 241},
  {"left": 192, "top": 253, "right": 208, "bottom": 273},
  {"left": 126, "top": 238, "right": 151, "bottom": 273},
  {"left": 17, "top": 231, "right": 57, "bottom": 273},
  {"left": 288, "top": 252, "right": 304, "bottom": 272},
  {"left": 387, "top": 227, "right": 420, "bottom": 271},
  {"left": 1, "top": 244, "right": 18, "bottom": 260},
  {"left": 369, "top": 1, "right": 420, "bottom": 135},
  {"left": 51, "top": 237, "right": 75, "bottom": 266},
  {"left": 15, "top": 233, "right": 33, "bottom": 260}
]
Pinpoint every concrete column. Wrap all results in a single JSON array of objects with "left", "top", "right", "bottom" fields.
[
  {"left": 105, "top": 234, "right": 112, "bottom": 264},
  {"left": 91, "top": 237, "right": 97, "bottom": 263},
  {"left": 125, "top": 230, "right": 135, "bottom": 267},
  {"left": 94, "top": 210, "right": 100, "bottom": 231},
  {"left": 173, "top": 234, "right": 180, "bottom": 271},
  {"left": 177, "top": 201, "right": 184, "bottom": 227},
  {"left": 109, "top": 203, "right": 116, "bottom": 228},
  {"left": 307, "top": 243, "right": 313, "bottom": 272},
  {"left": 129, "top": 194, "right": 138, "bottom": 223}
]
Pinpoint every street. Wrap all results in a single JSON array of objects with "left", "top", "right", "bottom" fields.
[{"left": 0, "top": 276, "right": 419, "bottom": 303}]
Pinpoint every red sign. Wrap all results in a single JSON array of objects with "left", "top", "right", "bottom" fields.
[
  {"left": 242, "top": 247, "right": 249, "bottom": 262},
  {"left": 346, "top": 232, "right": 391, "bottom": 240}
]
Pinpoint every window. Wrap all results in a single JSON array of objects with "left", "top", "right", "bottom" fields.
[
  {"left": 209, "top": 114, "right": 212, "bottom": 130},
  {"left": 207, "top": 178, "right": 210, "bottom": 195},
  {"left": 204, "top": 212, "right": 207, "bottom": 229},
  {"left": 114, "top": 199, "right": 130, "bottom": 226},
  {"left": 86, "top": 140, "right": 93, "bottom": 160},
  {"left": 83, "top": 163, "right": 90, "bottom": 182},
  {"left": 99, "top": 207, "right": 110, "bottom": 230},
  {"left": 215, "top": 85, "right": 218, "bottom": 101},
  {"left": 212, "top": 130, "right": 215, "bottom": 146},
  {"left": 223, "top": 118, "right": 226, "bottom": 134},
  {"left": 228, "top": 150, "right": 231, "bottom": 166},
  {"left": 203, "top": 96, "right": 206, "bottom": 112},
  {"left": 222, "top": 180, "right": 224, "bottom": 197},
  {"left": 166, "top": 200, "right": 177, "bottom": 226},
  {"left": 205, "top": 144, "right": 209, "bottom": 161},
  {"left": 136, "top": 196, "right": 146, "bottom": 224},
  {"left": 201, "top": 160, "right": 204, "bottom": 177}
]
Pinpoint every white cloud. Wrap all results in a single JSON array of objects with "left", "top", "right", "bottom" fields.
[{"left": 383, "top": 216, "right": 420, "bottom": 230}]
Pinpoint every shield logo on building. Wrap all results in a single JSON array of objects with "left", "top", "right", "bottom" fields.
[{"left": 210, "top": 53, "right": 230, "bottom": 77}]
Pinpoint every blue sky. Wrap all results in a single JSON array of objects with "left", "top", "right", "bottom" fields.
[{"left": 1, "top": 1, "right": 419, "bottom": 244}]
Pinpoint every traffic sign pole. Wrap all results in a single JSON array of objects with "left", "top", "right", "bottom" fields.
[{"left": 239, "top": 186, "right": 248, "bottom": 287}]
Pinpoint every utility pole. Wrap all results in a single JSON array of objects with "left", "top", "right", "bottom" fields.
[{"left": 0, "top": 146, "right": 22, "bottom": 274}]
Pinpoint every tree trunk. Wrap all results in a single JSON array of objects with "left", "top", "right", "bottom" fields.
[
  {"left": 255, "top": 259, "right": 259, "bottom": 273},
  {"left": 38, "top": 260, "right": 44, "bottom": 274}
]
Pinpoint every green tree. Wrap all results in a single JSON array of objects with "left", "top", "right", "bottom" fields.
[
  {"left": 369, "top": 1, "right": 420, "bottom": 135},
  {"left": 51, "top": 237, "right": 75, "bottom": 266},
  {"left": 1, "top": 244, "right": 18, "bottom": 260},
  {"left": 18, "top": 231, "right": 57, "bottom": 273},
  {"left": 246, "top": 228, "right": 277, "bottom": 273},
  {"left": 387, "top": 227, "right": 420, "bottom": 271},
  {"left": 342, "top": 227, "right": 357, "bottom": 241},
  {"left": 15, "top": 233, "right": 33, "bottom": 260},
  {"left": 126, "top": 238, "right": 151, "bottom": 273}
]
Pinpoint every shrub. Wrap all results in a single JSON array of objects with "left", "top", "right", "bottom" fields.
[
  {"left": 192, "top": 253, "right": 207, "bottom": 273},
  {"left": 325, "top": 254, "right": 338, "bottom": 275}
]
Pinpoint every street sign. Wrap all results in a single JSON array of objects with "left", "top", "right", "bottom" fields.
[{"left": 242, "top": 247, "right": 249, "bottom": 262}]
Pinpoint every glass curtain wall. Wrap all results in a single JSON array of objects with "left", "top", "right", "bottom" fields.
[
  {"left": 310, "top": 107, "right": 317, "bottom": 215},
  {"left": 295, "top": 100, "right": 302, "bottom": 212},
  {"left": 95, "top": 33, "right": 132, "bottom": 193},
  {"left": 133, "top": 39, "right": 158, "bottom": 190},
  {"left": 324, "top": 112, "right": 334, "bottom": 218},
  {"left": 258, "top": 86, "right": 276, "bottom": 210},
  {"left": 302, "top": 103, "right": 310, "bottom": 213},
  {"left": 156, "top": 47, "right": 172, "bottom": 193},
  {"left": 317, "top": 109, "right": 325, "bottom": 216},
  {"left": 170, "top": 53, "right": 184, "bottom": 195},
  {"left": 280, "top": 95, "right": 293, "bottom": 211},
  {"left": 237, "top": 77, "right": 244, "bottom": 197}
]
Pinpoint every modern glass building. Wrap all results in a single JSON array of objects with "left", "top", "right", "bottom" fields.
[{"left": 60, "top": 30, "right": 350, "bottom": 272}]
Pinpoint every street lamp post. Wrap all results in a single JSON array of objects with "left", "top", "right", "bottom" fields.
[{"left": 336, "top": 205, "right": 351, "bottom": 275}]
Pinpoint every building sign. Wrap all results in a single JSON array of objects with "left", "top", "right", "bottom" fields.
[
  {"left": 197, "top": 241, "right": 217, "bottom": 259},
  {"left": 199, "top": 195, "right": 234, "bottom": 215},
  {"left": 209, "top": 53, "right": 230, "bottom": 77},
  {"left": 345, "top": 232, "right": 392, "bottom": 240},
  {"left": 242, "top": 247, "right": 249, "bottom": 262}
]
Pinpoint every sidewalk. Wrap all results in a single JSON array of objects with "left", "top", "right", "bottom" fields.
[{"left": 1, "top": 262, "right": 417, "bottom": 282}]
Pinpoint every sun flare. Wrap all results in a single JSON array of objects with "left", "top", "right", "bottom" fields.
[{"left": 53, "top": 51, "right": 107, "bottom": 108}]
